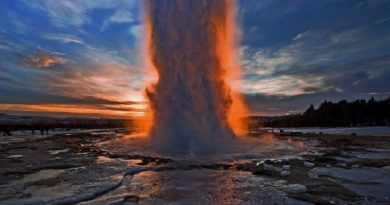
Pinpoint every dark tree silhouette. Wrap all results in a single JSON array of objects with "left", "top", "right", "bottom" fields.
[
  {"left": 0, "top": 117, "right": 133, "bottom": 135},
  {"left": 265, "top": 97, "right": 390, "bottom": 127}
]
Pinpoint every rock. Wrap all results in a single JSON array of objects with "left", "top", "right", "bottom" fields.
[
  {"left": 122, "top": 175, "right": 133, "bottom": 186},
  {"left": 382, "top": 166, "right": 390, "bottom": 170},
  {"left": 274, "top": 167, "right": 283, "bottom": 172},
  {"left": 304, "top": 161, "right": 315, "bottom": 167},
  {"left": 308, "top": 171, "right": 319, "bottom": 179},
  {"left": 286, "top": 184, "right": 307, "bottom": 194},
  {"left": 312, "top": 167, "right": 331, "bottom": 176},
  {"left": 351, "top": 164, "right": 359, "bottom": 168},
  {"left": 282, "top": 165, "right": 290, "bottom": 170},
  {"left": 255, "top": 162, "right": 261, "bottom": 166},
  {"left": 281, "top": 171, "right": 291, "bottom": 176},
  {"left": 326, "top": 164, "right": 331, "bottom": 168},
  {"left": 263, "top": 163, "right": 274, "bottom": 171},
  {"left": 315, "top": 156, "right": 338, "bottom": 164},
  {"left": 253, "top": 169, "right": 272, "bottom": 176},
  {"left": 124, "top": 195, "right": 140, "bottom": 203},
  {"left": 337, "top": 163, "right": 347, "bottom": 167}
]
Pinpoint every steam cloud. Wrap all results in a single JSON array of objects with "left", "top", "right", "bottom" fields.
[{"left": 144, "top": 0, "right": 247, "bottom": 153}]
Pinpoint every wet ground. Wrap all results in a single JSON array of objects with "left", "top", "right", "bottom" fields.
[{"left": 0, "top": 129, "right": 389, "bottom": 205}]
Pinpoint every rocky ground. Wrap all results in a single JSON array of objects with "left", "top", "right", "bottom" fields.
[{"left": 0, "top": 129, "right": 389, "bottom": 204}]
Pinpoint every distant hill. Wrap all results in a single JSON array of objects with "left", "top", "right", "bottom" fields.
[{"left": 0, "top": 114, "right": 132, "bottom": 132}]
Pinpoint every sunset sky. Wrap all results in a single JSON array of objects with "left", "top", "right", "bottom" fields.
[{"left": 1, "top": 0, "right": 390, "bottom": 117}]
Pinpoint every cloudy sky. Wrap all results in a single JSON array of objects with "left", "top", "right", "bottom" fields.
[{"left": 0, "top": 0, "right": 389, "bottom": 117}]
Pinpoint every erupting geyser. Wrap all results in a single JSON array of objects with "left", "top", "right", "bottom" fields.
[{"left": 143, "top": 0, "right": 248, "bottom": 153}]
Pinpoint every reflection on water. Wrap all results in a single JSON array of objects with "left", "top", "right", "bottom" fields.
[
  {"left": 126, "top": 170, "right": 287, "bottom": 205},
  {"left": 89, "top": 133, "right": 314, "bottom": 204}
]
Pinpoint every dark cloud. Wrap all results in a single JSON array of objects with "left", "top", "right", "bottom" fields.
[
  {"left": 0, "top": 86, "right": 132, "bottom": 105},
  {"left": 22, "top": 52, "right": 66, "bottom": 69},
  {"left": 244, "top": 55, "right": 390, "bottom": 115},
  {"left": 245, "top": 89, "right": 352, "bottom": 116},
  {"left": 239, "top": 0, "right": 390, "bottom": 115}
]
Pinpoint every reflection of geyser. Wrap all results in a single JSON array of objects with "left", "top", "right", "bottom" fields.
[{"left": 144, "top": 0, "right": 247, "bottom": 154}]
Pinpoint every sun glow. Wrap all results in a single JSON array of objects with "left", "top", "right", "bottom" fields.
[{"left": 214, "top": 0, "right": 249, "bottom": 136}]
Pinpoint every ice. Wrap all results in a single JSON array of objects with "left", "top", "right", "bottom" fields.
[
  {"left": 311, "top": 167, "right": 331, "bottom": 176},
  {"left": 304, "top": 161, "right": 315, "bottom": 167},
  {"left": 274, "top": 167, "right": 283, "bottom": 172},
  {"left": 281, "top": 171, "right": 291, "bottom": 176},
  {"left": 49, "top": 148, "right": 70, "bottom": 155},
  {"left": 285, "top": 184, "right": 307, "bottom": 193},
  {"left": 263, "top": 163, "right": 274, "bottom": 171},
  {"left": 337, "top": 149, "right": 390, "bottom": 163},
  {"left": 308, "top": 171, "right": 319, "bottom": 179},
  {"left": 330, "top": 167, "right": 390, "bottom": 202},
  {"left": 5, "top": 155, "right": 23, "bottom": 159},
  {"left": 21, "top": 169, "right": 65, "bottom": 183},
  {"left": 282, "top": 165, "right": 290, "bottom": 170},
  {"left": 0, "top": 166, "right": 125, "bottom": 205}
]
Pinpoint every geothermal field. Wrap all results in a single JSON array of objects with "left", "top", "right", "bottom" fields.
[
  {"left": 1, "top": 0, "right": 390, "bottom": 205},
  {"left": 1, "top": 129, "right": 390, "bottom": 204}
]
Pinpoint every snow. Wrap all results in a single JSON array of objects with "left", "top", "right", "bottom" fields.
[
  {"left": 49, "top": 148, "right": 70, "bottom": 155},
  {"left": 330, "top": 167, "right": 390, "bottom": 203},
  {"left": 304, "top": 161, "right": 315, "bottom": 167},
  {"left": 273, "top": 126, "right": 390, "bottom": 136}
]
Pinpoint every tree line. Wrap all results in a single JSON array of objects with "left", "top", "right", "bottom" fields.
[
  {"left": 1, "top": 117, "right": 133, "bottom": 136},
  {"left": 264, "top": 97, "right": 390, "bottom": 127}
]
